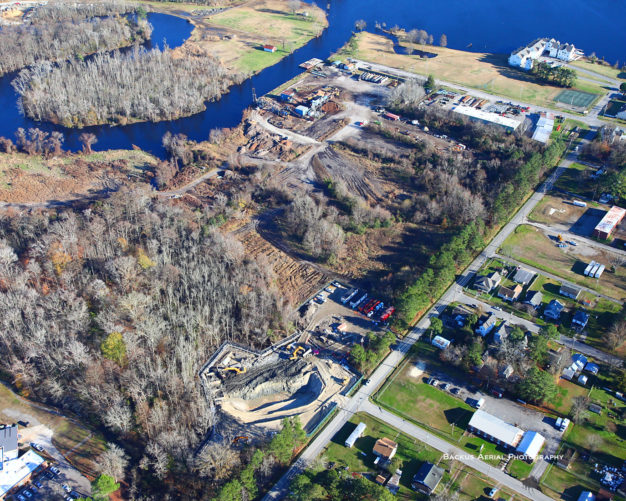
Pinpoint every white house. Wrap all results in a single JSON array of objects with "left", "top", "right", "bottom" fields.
[
  {"left": 509, "top": 38, "right": 581, "bottom": 70},
  {"left": 557, "top": 43, "right": 576, "bottom": 62}
]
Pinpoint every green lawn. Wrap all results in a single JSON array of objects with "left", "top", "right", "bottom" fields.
[
  {"left": 507, "top": 458, "right": 534, "bottom": 480},
  {"left": 376, "top": 359, "right": 474, "bottom": 441},
  {"left": 324, "top": 413, "right": 522, "bottom": 500},
  {"left": 501, "top": 224, "right": 626, "bottom": 301},
  {"left": 553, "top": 162, "right": 596, "bottom": 197},
  {"left": 570, "top": 60, "right": 626, "bottom": 81}
]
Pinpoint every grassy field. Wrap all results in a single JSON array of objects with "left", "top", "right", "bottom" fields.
[
  {"left": 501, "top": 225, "right": 626, "bottom": 301},
  {"left": 0, "top": 383, "right": 106, "bottom": 478},
  {"left": 198, "top": 0, "right": 327, "bottom": 74},
  {"left": 553, "top": 162, "right": 595, "bottom": 196},
  {"left": 339, "top": 32, "right": 606, "bottom": 111},
  {"left": 570, "top": 60, "right": 626, "bottom": 81},
  {"left": 376, "top": 356, "right": 474, "bottom": 441},
  {"left": 324, "top": 413, "right": 519, "bottom": 500}
]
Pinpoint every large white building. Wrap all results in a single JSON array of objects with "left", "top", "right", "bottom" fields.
[{"left": 509, "top": 38, "right": 582, "bottom": 70}]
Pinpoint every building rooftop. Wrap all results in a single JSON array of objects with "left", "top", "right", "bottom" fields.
[
  {"left": 513, "top": 267, "right": 535, "bottom": 284},
  {"left": 595, "top": 206, "right": 626, "bottom": 235},
  {"left": 373, "top": 437, "right": 398, "bottom": 459},
  {"left": 412, "top": 462, "right": 444, "bottom": 491},
  {"left": 468, "top": 410, "right": 524, "bottom": 447},
  {"left": 0, "top": 424, "right": 18, "bottom": 456},
  {"left": 0, "top": 450, "right": 45, "bottom": 498},
  {"left": 516, "top": 431, "right": 545, "bottom": 460},
  {"left": 452, "top": 106, "right": 521, "bottom": 130}
]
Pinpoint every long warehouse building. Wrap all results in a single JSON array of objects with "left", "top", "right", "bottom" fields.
[
  {"left": 593, "top": 206, "right": 626, "bottom": 240},
  {"left": 452, "top": 106, "right": 521, "bottom": 132}
]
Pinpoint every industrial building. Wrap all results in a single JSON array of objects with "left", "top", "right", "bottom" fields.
[
  {"left": 0, "top": 449, "right": 46, "bottom": 500},
  {"left": 593, "top": 206, "right": 626, "bottom": 240},
  {"left": 452, "top": 106, "right": 520, "bottom": 132},
  {"left": 467, "top": 410, "right": 524, "bottom": 450},
  {"left": 532, "top": 114, "right": 555, "bottom": 143},
  {"left": 0, "top": 424, "right": 18, "bottom": 463}
]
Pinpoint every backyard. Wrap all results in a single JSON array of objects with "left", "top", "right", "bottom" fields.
[
  {"left": 501, "top": 224, "right": 626, "bottom": 301},
  {"left": 324, "top": 413, "right": 519, "bottom": 500}
]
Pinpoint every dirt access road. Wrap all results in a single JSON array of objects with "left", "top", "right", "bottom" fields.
[{"left": 262, "top": 127, "right": 593, "bottom": 501}]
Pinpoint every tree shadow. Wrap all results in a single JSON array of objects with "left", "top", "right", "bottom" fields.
[{"left": 443, "top": 407, "right": 473, "bottom": 428}]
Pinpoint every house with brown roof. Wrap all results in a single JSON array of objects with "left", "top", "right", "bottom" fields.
[
  {"left": 497, "top": 284, "right": 523, "bottom": 302},
  {"left": 373, "top": 437, "right": 398, "bottom": 463}
]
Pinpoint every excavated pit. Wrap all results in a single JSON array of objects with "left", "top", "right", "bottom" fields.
[{"left": 217, "top": 357, "right": 352, "bottom": 435}]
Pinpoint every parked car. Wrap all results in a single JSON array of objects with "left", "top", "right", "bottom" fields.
[
  {"left": 441, "top": 383, "right": 450, "bottom": 391},
  {"left": 30, "top": 443, "right": 43, "bottom": 452},
  {"left": 426, "top": 377, "right": 438, "bottom": 386},
  {"left": 568, "top": 241, "right": 577, "bottom": 246},
  {"left": 63, "top": 484, "right": 72, "bottom": 493},
  {"left": 34, "top": 481, "right": 43, "bottom": 489},
  {"left": 488, "top": 487, "right": 498, "bottom": 498},
  {"left": 50, "top": 466, "right": 61, "bottom": 475},
  {"left": 450, "top": 387, "right": 460, "bottom": 395},
  {"left": 23, "top": 490, "right": 32, "bottom": 499}
]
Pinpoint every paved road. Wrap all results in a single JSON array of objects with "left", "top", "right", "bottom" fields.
[
  {"left": 354, "top": 59, "right": 611, "bottom": 126},
  {"left": 263, "top": 129, "right": 596, "bottom": 500},
  {"left": 360, "top": 401, "right": 551, "bottom": 501},
  {"left": 456, "top": 291, "right": 621, "bottom": 366}
]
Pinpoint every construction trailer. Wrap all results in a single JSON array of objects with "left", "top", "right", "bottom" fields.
[
  {"left": 583, "top": 261, "right": 597, "bottom": 276},
  {"left": 345, "top": 422, "right": 366, "bottom": 448}
]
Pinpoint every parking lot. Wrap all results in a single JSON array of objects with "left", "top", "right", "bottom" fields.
[
  {"left": 11, "top": 425, "right": 91, "bottom": 501},
  {"left": 415, "top": 362, "right": 563, "bottom": 467},
  {"left": 302, "top": 283, "right": 393, "bottom": 361}
]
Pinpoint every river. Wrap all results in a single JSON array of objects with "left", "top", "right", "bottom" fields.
[{"left": 0, "top": 2, "right": 624, "bottom": 156}]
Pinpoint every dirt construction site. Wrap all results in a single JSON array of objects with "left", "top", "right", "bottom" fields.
[{"left": 202, "top": 336, "right": 356, "bottom": 441}]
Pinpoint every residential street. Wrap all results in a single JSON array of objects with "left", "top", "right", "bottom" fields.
[
  {"left": 263, "top": 125, "right": 590, "bottom": 501},
  {"left": 456, "top": 291, "right": 621, "bottom": 366}
]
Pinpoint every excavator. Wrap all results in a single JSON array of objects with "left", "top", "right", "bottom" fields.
[
  {"left": 290, "top": 346, "right": 305, "bottom": 361},
  {"left": 222, "top": 366, "right": 247, "bottom": 375},
  {"left": 232, "top": 436, "right": 250, "bottom": 445}
]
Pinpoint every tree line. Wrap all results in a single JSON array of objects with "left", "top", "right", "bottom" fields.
[
  {"left": 12, "top": 46, "right": 231, "bottom": 127},
  {"left": 531, "top": 62, "right": 577, "bottom": 88},
  {"left": 0, "top": 191, "right": 292, "bottom": 499},
  {"left": 0, "top": 3, "right": 149, "bottom": 75}
]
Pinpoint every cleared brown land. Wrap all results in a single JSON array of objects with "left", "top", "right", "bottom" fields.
[{"left": 0, "top": 150, "right": 158, "bottom": 204}]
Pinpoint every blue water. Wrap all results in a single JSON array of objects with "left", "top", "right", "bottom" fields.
[{"left": 0, "top": 3, "right": 624, "bottom": 157}]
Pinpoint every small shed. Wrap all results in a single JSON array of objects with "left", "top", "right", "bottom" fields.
[
  {"left": 432, "top": 336, "right": 451, "bottom": 349},
  {"left": 578, "top": 374, "right": 588, "bottom": 385},
  {"left": 263, "top": 44, "right": 277, "bottom": 53},
  {"left": 562, "top": 367, "right": 575, "bottom": 380}
]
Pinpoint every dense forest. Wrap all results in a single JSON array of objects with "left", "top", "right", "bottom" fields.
[
  {"left": 12, "top": 46, "right": 231, "bottom": 127},
  {"left": 0, "top": 2, "right": 149, "bottom": 75},
  {"left": 0, "top": 191, "right": 291, "bottom": 498}
]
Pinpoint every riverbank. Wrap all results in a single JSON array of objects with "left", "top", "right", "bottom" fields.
[
  {"left": 337, "top": 31, "right": 608, "bottom": 112},
  {"left": 152, "top": 0, "right": 328, "bottom": 75}
]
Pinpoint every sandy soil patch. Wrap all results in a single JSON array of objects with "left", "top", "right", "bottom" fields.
[{"left": 409, "top": 361, "right": 426, "bottom": 378}]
